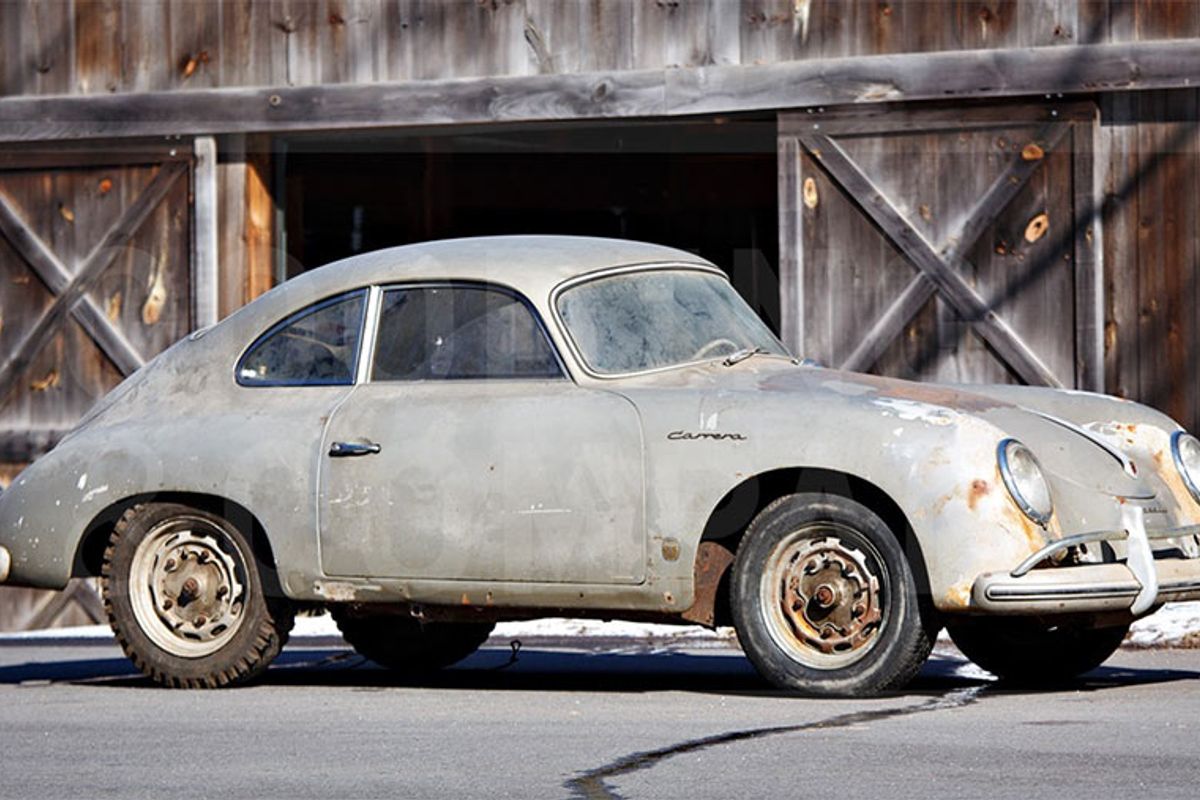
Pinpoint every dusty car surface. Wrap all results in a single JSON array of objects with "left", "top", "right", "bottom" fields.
[{"left": 3, "top": 235, "right": 1200, "bottom": 694}]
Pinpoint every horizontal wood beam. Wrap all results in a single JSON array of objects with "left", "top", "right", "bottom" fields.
[{"left": 0, "top": 40, "right": 1198, "bottom": 142}]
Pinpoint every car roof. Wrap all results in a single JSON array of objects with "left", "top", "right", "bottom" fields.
[{"left": 287, "top": 235, "right": 716, "bottom": 300}]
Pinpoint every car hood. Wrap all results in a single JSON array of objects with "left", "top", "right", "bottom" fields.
[{"left": 619, "top": 360, "right": 1165, "bottom": 503}]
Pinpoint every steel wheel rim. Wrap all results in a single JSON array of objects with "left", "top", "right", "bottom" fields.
[
  {"left": 759, "top": 522, "right": 889, "bottom": 670},
  {"left": 128, "top": 516, "right": 248, "bottom": 658}
]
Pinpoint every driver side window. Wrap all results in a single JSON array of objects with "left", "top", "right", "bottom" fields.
[{"left": 372, "top": 285, "right": 562, "bottom": 381}]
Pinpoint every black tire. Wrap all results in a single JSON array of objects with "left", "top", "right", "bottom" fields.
[
  {"left": 101, "top": 503, "right": 294, "bottom": 689},
  {"left": 730, "top": 493, "right": 936, "bottom": 697},
  {"left": 332, "top": 609, "right": 494, "bottom": 674},
  {"left": 946, "top": 617, "right": 1129, "bottom": 683}
]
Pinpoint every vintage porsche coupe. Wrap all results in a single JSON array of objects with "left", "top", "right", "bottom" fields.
[{"left": 2, "top": 235, "right": 1200, "bottom": 694}]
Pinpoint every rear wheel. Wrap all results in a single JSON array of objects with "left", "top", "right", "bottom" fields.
[
  {"left": 730, "top": 493, "right": 936, "bottom": 697},
  {"left": 946, "top": 617, "right": 1129, "bottom": 683},
  {"left": 101, "top": 503, "right": 294, "bottom": 688},
  {"left": 332, "top": 609, "right": 494, "bottom": 674}
]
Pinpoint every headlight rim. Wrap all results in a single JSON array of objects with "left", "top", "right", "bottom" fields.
[
  {"left": 1169, "top": 430, "right": 1200, "bottom": 504},
  {"left": 996, "top": 438, "right": 1054, "bottom": 526}
]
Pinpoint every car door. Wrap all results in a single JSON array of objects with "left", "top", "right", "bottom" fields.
[{"left": 319, "top": 283, "right": 646, "bottom": 584}]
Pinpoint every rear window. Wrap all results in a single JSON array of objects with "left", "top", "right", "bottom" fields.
[{"left": 237, "top": 291, "right": 367, "bottom": 386}]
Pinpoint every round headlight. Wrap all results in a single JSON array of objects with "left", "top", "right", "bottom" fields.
[
  {"left": 1170, "top": 431, "right": 1200, "bottom": 504},
  {"left": 997, "top": 439, "right": 1053, "bottom": 525}
]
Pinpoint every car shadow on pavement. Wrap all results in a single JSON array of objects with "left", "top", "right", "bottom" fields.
[{"left": 0, "top": 643, "right": 1197, "bottom": 698}]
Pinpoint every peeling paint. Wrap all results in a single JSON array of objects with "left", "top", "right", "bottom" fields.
[
  {"left": 81, "top": 485, "right": 109, "bottom": 503},
  {"left": 872, "top": 397, "right": 958, "bottom": 425}
]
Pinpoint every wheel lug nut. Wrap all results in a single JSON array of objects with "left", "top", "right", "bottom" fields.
[
  {"left": 197, "top": 552, "right": 209, "bottom": 564},
  {"left": 194, "top": 616, "right": 206, "bottom": 628},
  {"left": 216, "top": 586, "right": 229, "bottom": 599},
  {"left": 162, "top": 599, "right": 173, "bottom": 610},
  {"left": 164, "top": 559, "right": 177, "bottom": 572}
]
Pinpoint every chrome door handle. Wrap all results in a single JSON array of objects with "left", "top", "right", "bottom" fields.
[{"left": 329, "top": 441, "right": 381, "bottom": 457}]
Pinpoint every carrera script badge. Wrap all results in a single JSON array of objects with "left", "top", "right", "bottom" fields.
[{"left": 667, "top": 430, "right": 748, "bottom": 442}]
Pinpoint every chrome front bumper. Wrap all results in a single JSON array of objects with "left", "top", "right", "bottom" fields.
[{"left": 972, "top": 507, "right": 1200, "bottom": 616}]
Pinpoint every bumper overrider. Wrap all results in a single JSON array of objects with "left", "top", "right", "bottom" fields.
[
  {"left": 973, "top": 506, "right": 1200, "bottom": 616},
  {"left": 0, "top": 543, "right": 9, "bottom": 583}
]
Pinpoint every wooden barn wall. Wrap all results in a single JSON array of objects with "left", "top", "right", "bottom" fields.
[
  {"left": 1101, "top": 89, "right": 1200, "bottom": 432},
  {"left": 1, "top": 1, "right": 1199, "bottom": 98}
]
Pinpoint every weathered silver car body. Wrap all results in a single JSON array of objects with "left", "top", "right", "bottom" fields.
[{"left": 3, "top": 235, "right": 1200, "bottom": 691}]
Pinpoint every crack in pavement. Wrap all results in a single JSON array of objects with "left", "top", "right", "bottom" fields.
[{"left": 563, "top": 685, "right": 987, "bottom": 800}]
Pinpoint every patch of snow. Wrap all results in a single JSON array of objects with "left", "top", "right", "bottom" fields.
[{"left": 1127, "top": 601, "right": 1200, "bottom": 648}]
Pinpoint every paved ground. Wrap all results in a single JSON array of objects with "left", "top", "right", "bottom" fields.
[{"left": 0, "top": 637, "right": 1198, "bottom": 799}]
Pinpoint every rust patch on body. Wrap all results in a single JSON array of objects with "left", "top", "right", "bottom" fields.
[
  {"left": 681, "top": 541, "right": 735, "bottom": 627},
  {"left": 944, "top": 580, "right": 972, "bottom": 609},
  {"left": 967, "top": 479, "right": 990, "bottom": 511},
  {"left": 875, "top": 379, "right": 1006, "bottom": 413}
]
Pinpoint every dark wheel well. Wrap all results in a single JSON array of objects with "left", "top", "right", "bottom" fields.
[
  {"left": 692, "top": 467, "right": 932, "bottom": 627},
  {"left": 74, "top": 493, "right": 284, "bottom": 598}
]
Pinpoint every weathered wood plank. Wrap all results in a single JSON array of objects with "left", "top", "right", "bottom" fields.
[
  {"left": 0, "top": 162, "right": 186, "bottom": 403},
  {"left": 0, "top": 188, "right": 144, "bottom": 375},
  {"left": 1, "top": 39, "right": 1199, "bottom": 141},
  {"left": 192, "top": 136, "right": 218, "bottom": 328},
  {"left": 777, "top": 134, "right": 801, "bottom": 353},
  {"left": 668, "top": 38, "right": 1200, "bottom": 115},
  {"left": 829, "top": 118, "right": 1070, "bottom": 373},
  {"left": 1072, "top": 114, "right": 1105, "bottom": 391},
  {"left": 802, "top": 132, "right": 1063, "bottom": 386}
]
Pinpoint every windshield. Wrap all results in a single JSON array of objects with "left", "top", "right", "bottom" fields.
[{"left": 556, "top": 269, "right": 789, "bottom": 375}]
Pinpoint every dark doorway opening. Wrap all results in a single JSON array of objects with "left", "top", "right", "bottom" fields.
[{"left": 280, "top": 116, "right": 781, "bottom": 330}]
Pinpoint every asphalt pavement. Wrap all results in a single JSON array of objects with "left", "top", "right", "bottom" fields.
[{"left": 0, "top": 637, "right": 1198, "bottom": 799}]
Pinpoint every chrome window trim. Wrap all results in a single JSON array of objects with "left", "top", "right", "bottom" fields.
[
  {"left": 355, "top": 285, "right": 383, "bottom": 384},
  {"left": 235, "top": 288, "right": 370, "bottom": 388},
  {"left": 369, "top": 280, "right": 568, "bottom": 382},
  {"left": 549, "top": 261, "right": 789, "bottom": 381}
]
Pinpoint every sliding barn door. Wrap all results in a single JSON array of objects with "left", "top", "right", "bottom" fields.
[
  {"left": 779, "top": 102, "right": 1101, "bottom": 389},
  {"left": 0, "top": 142, "right": 197, "bottom": 630}
]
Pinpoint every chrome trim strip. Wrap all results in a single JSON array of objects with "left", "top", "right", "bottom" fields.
[
  {"left": 355, "top": 285, "right": 382, "bottom": 385},
  {"left": 1009, "top": 530, "right": 1128, "bottom": 578},
  {"left": 1009, "top": 524, "right": 1200, "bottom": 579},
  {"left": 985, "top": 579, "right": 1200, "bottom": 602},
  {"left": 1031, "top": 410, "right": 1139, "bottom": 478}
]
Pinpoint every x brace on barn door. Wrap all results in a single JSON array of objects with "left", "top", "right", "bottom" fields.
[
  {"left": 781, "top": 103, "right": 1103, "bottom": 391},
  {"left": 0, "top": 161, "right": 187, "bottom": 398}
]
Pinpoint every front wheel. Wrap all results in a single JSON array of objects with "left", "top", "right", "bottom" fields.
[
  {"left": 101, "top": 503, "right": 294, "bottom": 688},
  {"left": 946, "top": 617, "right": 1129, "bottom": 683},
  {"left": 730, "top": 493, "right": 936, "bottom": 697}
]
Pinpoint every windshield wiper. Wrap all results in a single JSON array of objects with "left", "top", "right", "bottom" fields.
[{"left": 723, "top": 346, "right": 766, "bottom": 367}]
